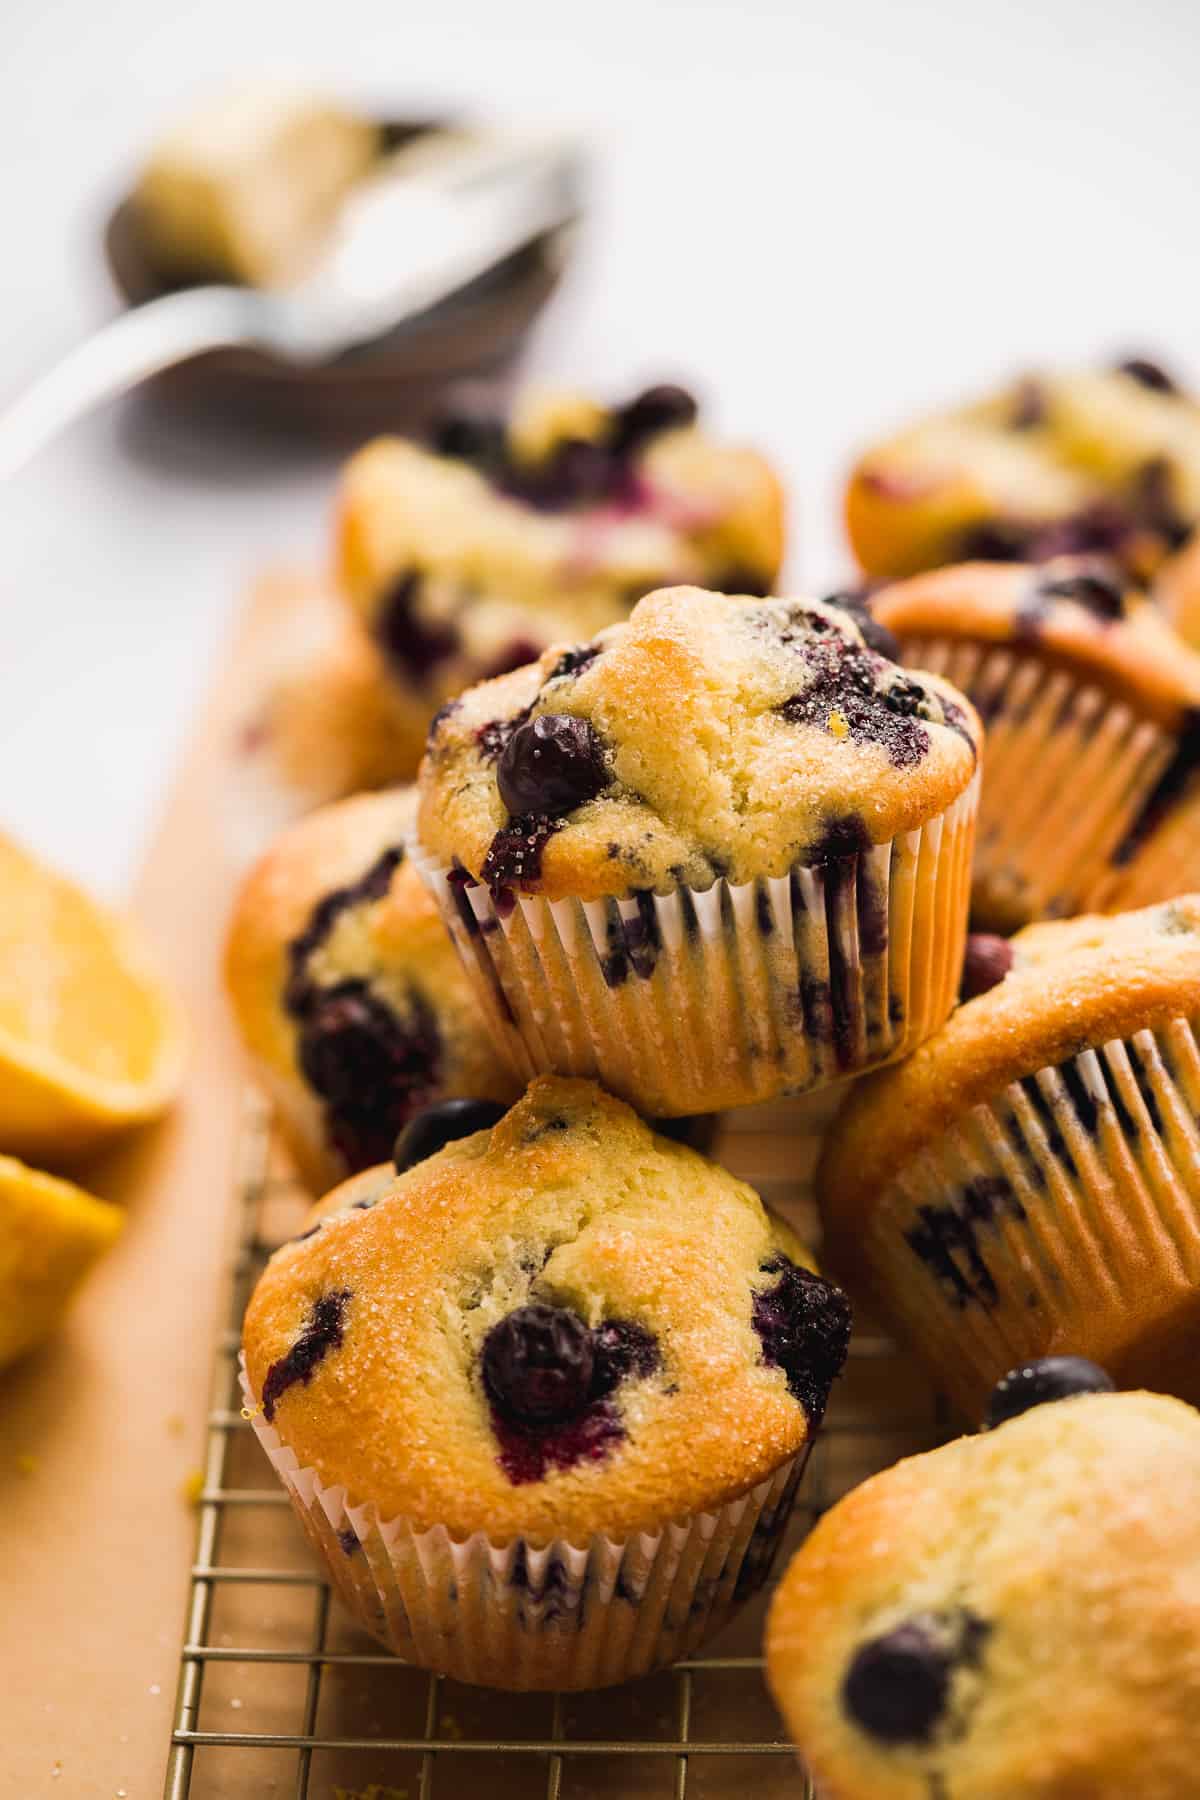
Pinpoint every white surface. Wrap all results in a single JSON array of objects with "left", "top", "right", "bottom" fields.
[{"left": 3, "top": 0, "right": 1198, "bottom": 897}]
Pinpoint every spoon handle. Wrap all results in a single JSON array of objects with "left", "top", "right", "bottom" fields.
[{"left": 0, "top": 286, "right": 258, "bottom": 481}]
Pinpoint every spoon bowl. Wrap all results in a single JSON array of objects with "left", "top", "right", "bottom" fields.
[{"left": 101, "top": 117, "right": 575, "bottom": 440}]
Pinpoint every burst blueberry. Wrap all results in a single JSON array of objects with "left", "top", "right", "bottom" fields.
[
  {"left": 296, "top": 982, "right": 441, "bottom": 1172},
  {"left": 751, "top": 1257, "right": 852, "bottom": 1424}
]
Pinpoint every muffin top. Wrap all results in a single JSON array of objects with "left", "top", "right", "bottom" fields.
[
  {"left": 242, "top": 1077, "right": 851, "bottom": 1540},
  {"left": 873, "top": 556, "right": 1200, "bottom": 727},
  {"left": 336, "top": 384, "right": 784, "bottom": 664},
  {"left": 417, "top": 586, "right": 981, "bottom": 903},
  {"left": 225, "top": 788, "right": 517, "bottom": 1178},
  {"left": 847, "top": 358, "right": 1200, "bottom": 581},
  {"left": 767, "top": 1389, "right": 1200, "bottom": 1799},
  {"left": 819, "top": 896, "right": 1200, "bottom": 1237}
]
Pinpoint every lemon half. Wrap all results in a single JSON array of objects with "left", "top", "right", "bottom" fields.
[
  {"left": 0, "top": 832, "right": 185, "bottom": 1158},
  {"left": 0, "top": 1155, "right": 124, "bottom": 1366}
]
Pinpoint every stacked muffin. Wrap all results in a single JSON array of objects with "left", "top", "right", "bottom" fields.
[
  {"left": 226, "top": 358, "right": 1200, "bottom": 1754},
  {"left": 234, "top": 382, "right": 786, "bottom": 834}
]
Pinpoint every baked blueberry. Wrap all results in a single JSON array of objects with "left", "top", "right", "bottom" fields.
[
  {"left": 296, "top": 981, "right": 441, "bottom": 1172},
  {"left": 1037, "top": 567, "right": 1126, "bottom": 619},
  {"left": 984, "top": 1356, "right": 1115, "bottom": 1429},
  {"left": 261, "top": 1289, "right": 351, "bottom": 1422},
  {"left": 374, "top": 570, "right": 459, "bottom": 681},
  {"left": 841, "top": 1607, "right": 990, "bottom": 1747},
  {"left": 590, "top": 1318, "right": 660, "bottom": 1397},
  {"left": 393, "top": 1097, "right": 509, "bottom": 1172},
  {"left": 225, "top": 790, "right": 519, "bottom": 1192},
  {"left": 776, "top": 635, "right": 936, "bottom": 769},
  {"left": 959, "top": 932, "right": 1014, "bottom": 1000},
  {"left": 822, "top": 589, "right": 901, "bottom": 661},
  {"left": 481, "top": 813, "right": 560, "bottom": 900},
  {"left": 1116, "top": 356, "right": 1179, "bottom": 395},
  {"left": 546, "top": 643, "right": 602, "bottom": 682},
  {"left": 752, "top": 1257, "right": 853, "bottom": 1424},
  {"left": 611, "top": 383, "right": 698, "bottom": 454},
  {"left": 482, "top": 1303, "right": 595, "bottom": 1426},
  {"left": 428, "top": 410, "right": 507, "bottom": 470},
  {"left": 496, "top": 712, "right": 608, "bottom": 817},
  {"left": 841, "top": 1617, "right": 955, "bottom": 1744}
]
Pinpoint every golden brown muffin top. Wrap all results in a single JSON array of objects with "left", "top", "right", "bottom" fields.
[
  {"left": 416, "top": 586, "right": 981, "bottom": 903},
  {"left": 873, "top": 557, "right": 1200, "bottom": 727},
  {"left": 242, "top": 1077, "right": 851, "bottom": 1541},
  {"left": 336, "top": 385, "right": 785, "bottom": 632},
  {"left": 846, "top": 360, "right": 1200, "bottom": 582},
  {"left": 766, "top": 1390, "right": 1200, "bottom": 1800},
  {"left": 819, "top": 896, "right": 1200, "bottom": 1246}
]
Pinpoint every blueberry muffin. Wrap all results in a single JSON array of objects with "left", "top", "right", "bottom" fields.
[
  {"left": 414, "top": 584, "right": 981, "bottom": 1115},
  {"left": 335, "top": 383, "right": 786, "bottom": 749},
  {"left": 767, "top": 1373, "right": 1200, "bottom": 1799},
  {"left": 230, "top": 586, "right": 422, "bottom": 857},
  {"left": 818, "top": 897, "right": 1200, "bottom": 1418},
  {"left": 845, "top": 356, "right": 1200, "bottom": 590},
  {"left": 870, "top": 556, "right": 1200, "bottom": 928},
  {"left": 242, "top": 1077, "right": 850, "bottom": 1689},
  {"left": 225, "top": 787, "right": 519, "bottom": 1190}
]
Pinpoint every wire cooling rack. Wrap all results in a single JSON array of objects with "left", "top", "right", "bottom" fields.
[{"left": 164, "top": 1097, "right": 951, "bottom": 1800}]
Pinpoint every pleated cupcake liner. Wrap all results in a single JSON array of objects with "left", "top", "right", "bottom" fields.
[
  {"left": 241, "top": 1364, "right": 807, "bottom": 1691},
  {"left": 411, "top": 775, "right": 978, "bottom": 1117},
  {"left": 901, "top": 635, "right": 1200, "bottom": 929},
  {"left": 846, "top": 1014, "right": 1200, "bottom": 1420}
]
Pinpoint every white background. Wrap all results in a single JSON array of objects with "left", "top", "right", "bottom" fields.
[{"left": 2, "top": 0, "right": 1198, "bottom": 897}]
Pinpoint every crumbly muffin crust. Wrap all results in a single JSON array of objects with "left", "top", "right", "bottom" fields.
[
  {"left": 242, "top": 1077, "right": 849, "bottom": 1540},
  {"left": 767, "top": 1390, "right": 1200, "bottom": 1799},
  {"left": 416, "top": 585, "right": 981, "bottom": 903},
  {"left": 819, "top": 896, "right": 1200, "bottom": 1243},
  {"left": 225, "top": 788, "right": 517, "bottom": 1187},
  {"left": 846, "top": 359, "right": 1200, "bottom": 585}
]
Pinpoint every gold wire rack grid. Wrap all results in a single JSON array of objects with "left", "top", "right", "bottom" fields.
[{"left": 164, "top": 1099, "right": 952, "bottom": 1800}]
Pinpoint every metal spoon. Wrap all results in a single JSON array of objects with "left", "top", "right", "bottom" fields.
[{"left": 0, "top": 130, "right": 583, "bottom": 480}]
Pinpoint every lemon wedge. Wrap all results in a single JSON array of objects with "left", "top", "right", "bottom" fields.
[
  {"left": 0, "top": 1155, "right": 123, "bottom": 1365},
  {"left": 0, "top": 832, "right": 185, "bottom": 1157}
]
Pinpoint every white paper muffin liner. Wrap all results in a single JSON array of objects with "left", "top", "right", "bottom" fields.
[
  {"left": 846, "top": 1014, "right": 1200, "bottom": 1419},
  {"left": 902, "top": 635, "right": 1200, "bottom": 929},
  {"left": 411, "top": 775, "right": 978, "bottom": 1116},
  {"left": 241, "top": 1364, "right": 807, "bottom": 1690}
]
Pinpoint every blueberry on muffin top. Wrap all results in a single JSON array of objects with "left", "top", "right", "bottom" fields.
[
  {"left": 417, "top": 585, "right": 980, "bottom": 904},
  {"left": 243, "top": 1076, "right": 850, "bottom": 1540}
]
